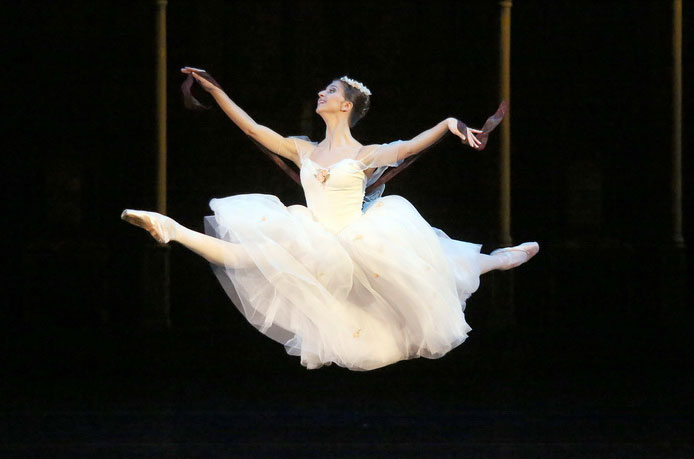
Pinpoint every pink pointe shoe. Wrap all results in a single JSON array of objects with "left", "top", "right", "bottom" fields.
[
  {"left": 121, "top": 209, "right": 173, "bottom": 244},
  {"left": 490, "top": 241, "right": 540, "bottom": 271}
]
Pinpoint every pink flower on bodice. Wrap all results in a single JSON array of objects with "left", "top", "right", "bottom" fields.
[{"left": 315, "top": 168, "right": 330, "bottom": 184}]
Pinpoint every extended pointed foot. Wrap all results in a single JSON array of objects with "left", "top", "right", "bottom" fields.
[
  {"left": 490, "top": 241, "right": 539, "bottom": 270},
  {"left": 121, "top": 209, "right": 174, "bottom": 244}
]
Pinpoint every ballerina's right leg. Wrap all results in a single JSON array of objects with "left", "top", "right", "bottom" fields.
[
  {"left": 121, "top": 209, "right": 254, "bottom": 268},
  {"left": 175, "top": 225, "right": 256, "bottom": 268}
]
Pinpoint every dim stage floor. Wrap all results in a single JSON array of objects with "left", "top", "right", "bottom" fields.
[
  {"left": 2, "top": 337, "right": 692, "bottom": 458},
  {"left": 3, "top": 245, "right": 692, "bottom": 457}
]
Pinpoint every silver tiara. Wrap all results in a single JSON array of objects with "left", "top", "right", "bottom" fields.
[{"left": 340, "top": 76, "right": 372, "bottom": 96}]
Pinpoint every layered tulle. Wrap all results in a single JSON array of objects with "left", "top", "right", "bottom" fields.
[{"left": 204, "top": 192, "right": 482, "bottom": 370}]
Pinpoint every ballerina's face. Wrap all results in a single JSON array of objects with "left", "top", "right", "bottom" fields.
[{"left": 316, "top": 81, "right": 352, "bottom": 116}]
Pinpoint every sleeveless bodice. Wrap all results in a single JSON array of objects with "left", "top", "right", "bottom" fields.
[{"left": 300, "top": 158, "right": 368, "bottom": 233}]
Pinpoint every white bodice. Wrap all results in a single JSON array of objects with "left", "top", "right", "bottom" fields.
[{"left": 300, "top": 158, "right": 369, "bottom": 233}]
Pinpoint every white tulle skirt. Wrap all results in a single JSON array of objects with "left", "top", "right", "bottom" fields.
[{"left": 204, "top": 193, "right": 482, "bottom": 370}]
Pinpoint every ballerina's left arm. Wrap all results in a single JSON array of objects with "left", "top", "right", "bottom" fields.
[{"left": 358, "top": 118, "right": 482, "bottom": 166}]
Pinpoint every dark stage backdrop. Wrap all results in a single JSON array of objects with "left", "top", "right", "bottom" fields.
[{"left": 2, "top": 0, "right": 692, "bottom": 444}]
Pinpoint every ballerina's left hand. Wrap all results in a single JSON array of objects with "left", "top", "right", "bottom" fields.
[{"left": 447, "top": 118, "right": 483, "bottom": 149}]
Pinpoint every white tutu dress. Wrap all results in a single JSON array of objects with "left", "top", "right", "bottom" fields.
[{"left": 204, "top": 139, "right": 482, "bottom": 370}]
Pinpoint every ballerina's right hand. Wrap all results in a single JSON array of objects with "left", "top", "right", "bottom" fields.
[{"left": 181, "top": 66, "right": 217, "bottom": 93}]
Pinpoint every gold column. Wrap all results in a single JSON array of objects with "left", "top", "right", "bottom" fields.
[
  {"left": 672, "top": 0, "right": 684, "bottom": 247},
  {"left": 499, "top": 0, "right": 512, "bottom": 246},
  {"left": 142, "top": 0, "right": 170, "bottom": 332},
  {"left": 156, "top": 0, "right": 168, "bottom": 215}
]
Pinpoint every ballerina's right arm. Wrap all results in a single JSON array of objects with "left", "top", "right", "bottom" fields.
[{"left": 183, "top": 68, "right": 308, "bottom": 167}]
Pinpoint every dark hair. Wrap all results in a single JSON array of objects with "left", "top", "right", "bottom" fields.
[{"left": 336, "top": 78, "right": 371, "bottom": 128}]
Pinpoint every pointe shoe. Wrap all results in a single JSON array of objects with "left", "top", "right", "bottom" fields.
[
  {"left": 490, "top": 241, "right": 539, "bottom": 270},
  {"left": 121, "top": 209, "right": 172, "bottom": 244}
]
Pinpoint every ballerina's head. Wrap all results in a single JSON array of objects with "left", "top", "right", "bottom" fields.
[{"left": 316, "top": 76, "right": 371, "bottom": 128}]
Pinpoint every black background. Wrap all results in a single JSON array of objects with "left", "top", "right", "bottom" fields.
[{"left": 3, "top": 1, "right": 693, "bottom": 456}]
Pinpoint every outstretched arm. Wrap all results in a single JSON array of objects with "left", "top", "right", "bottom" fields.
[
  {"left": 359, "top": 118, "right": 482, "bottom": 166},
  {"left": 182, "top": 67, "right": 304, "bottom": 167},
  {"left": 405, "top": 118, "right": 482, "bottom": 158}
]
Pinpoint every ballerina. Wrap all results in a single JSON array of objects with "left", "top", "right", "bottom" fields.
[{"left": 122, "top": 67, "right": 539, "bottom": 370}]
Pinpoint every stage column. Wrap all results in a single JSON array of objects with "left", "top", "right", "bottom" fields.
[
  {"left": 482, "top": 0, "right": 519, "bottom": 357},
  {"left": 156, "top": 0, "right": 167, "bottom": 217},
  {"left": 671, "top": 0, "right": 683, "bottom": 249},
  {"left": 499, "top": 0, "right": 512, "bottom": 247},
  {"left": 659, "top": 0, "right": 687, "bottom": 343},
  {"left": 142, "top": 0, "right": 171, "bottom": 331}
]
